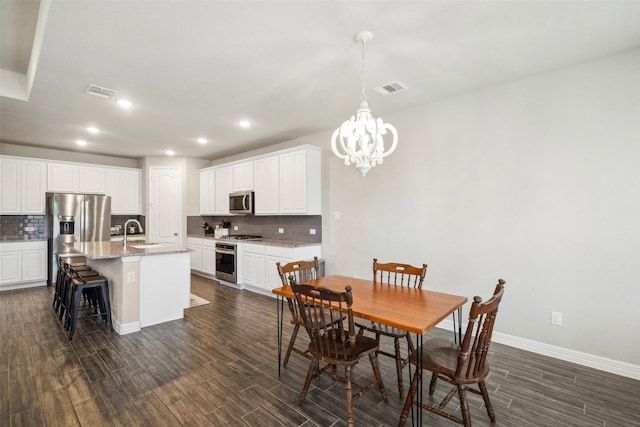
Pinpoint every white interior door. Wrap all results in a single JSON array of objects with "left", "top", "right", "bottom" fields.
[{"left": 149, "top": 166, "right": 182, "bottom": 244}]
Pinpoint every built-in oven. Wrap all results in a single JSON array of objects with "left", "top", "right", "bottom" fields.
[{"left": 215, "top": 242, "right": 237, "bottom": 283}]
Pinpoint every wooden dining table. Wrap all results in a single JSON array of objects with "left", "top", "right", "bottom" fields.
[{"left": 272, "top": 274, "right": 468, "bottom": 426}]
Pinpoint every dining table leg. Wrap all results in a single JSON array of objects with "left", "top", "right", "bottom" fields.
[
  {"left": 416, "top": 332, "right": 423, "bottom": 426},
  {"left": 277, "top": 295, "right": 284, "bottom": 377}
]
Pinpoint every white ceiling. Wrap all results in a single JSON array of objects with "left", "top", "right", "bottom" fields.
[{"left": 2, "top": 1, "right": 640, "bottom": 160}]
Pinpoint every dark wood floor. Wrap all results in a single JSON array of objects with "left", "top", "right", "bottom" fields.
[{"left": 1, "top": 274, "right": 639, "bottom": 427}]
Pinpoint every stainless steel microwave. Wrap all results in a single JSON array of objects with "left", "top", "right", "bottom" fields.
[{"left": 229, "top": 191, "right": 254, "bottom": 214}]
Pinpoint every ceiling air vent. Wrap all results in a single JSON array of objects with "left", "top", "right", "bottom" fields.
[
  {"left": 373, "top": 80, "right": 408, "bottom": 96},
  {"left": 85, "top": 84, "right": 118, "bottom": 99}
]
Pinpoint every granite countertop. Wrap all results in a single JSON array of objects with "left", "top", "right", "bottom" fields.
[
  {"left": 71, "top": 241, "right": 189, "bottom": 260},
  {"left": 187, "top": 234, "right": 321, "bottom": 248}
]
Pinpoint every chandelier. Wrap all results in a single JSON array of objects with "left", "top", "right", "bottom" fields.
[{"left": 331, "top": 31, "right": 398, "bottom": 176}]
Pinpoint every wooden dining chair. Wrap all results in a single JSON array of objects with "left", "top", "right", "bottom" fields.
[
  {"left": 399, "top": 279, "right": 506, "bottom": 427},
  {"left": 356, "top": 258, "right": 428, "bottom": 398},
  {"left": 289, "top": 277, "right": 388, "bottom": 427},
  {"left": 276, "top": 257, "right": 321, "bottom": 367}
]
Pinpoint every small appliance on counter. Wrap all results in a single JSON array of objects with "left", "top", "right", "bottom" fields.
[
  {"left": 203, "top": 222, "right": 213, "bottom": 235},
  {"left": 213, "top": 221, "right": 231, "bottom": 238}
]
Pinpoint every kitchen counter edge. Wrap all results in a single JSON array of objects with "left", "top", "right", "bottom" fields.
[
  {"left": 71, "top": 241, "right": 190, "bottom": 260},
  {"left": 187, "top": 234, "right": 321, "bottom": 248}
]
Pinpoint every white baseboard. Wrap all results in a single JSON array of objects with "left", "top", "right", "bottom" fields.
[
  {"left": 0, "top": 281, "right": 47, "bottom": 291},
  {"left": 113, "top": 319, "right": 141, "bottom": 335},
  {"left": 437, "top": 319, "right": 640, "bottom": 380}
]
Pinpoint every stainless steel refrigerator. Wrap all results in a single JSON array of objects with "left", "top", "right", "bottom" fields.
[{"left": 45, "top": 193, "right": 111, "bottom": 285}]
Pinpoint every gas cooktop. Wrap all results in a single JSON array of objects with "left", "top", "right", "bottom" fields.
[{"left": 219, "top": 234, "right": 262, "bottom": 241}]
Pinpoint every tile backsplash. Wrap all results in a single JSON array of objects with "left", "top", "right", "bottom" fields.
[
  {"left": 188, "top": 215, "right": 322, "bottom": 243},
  {"left": 0, "top": 215, "right": 46, "bottom": 241}
]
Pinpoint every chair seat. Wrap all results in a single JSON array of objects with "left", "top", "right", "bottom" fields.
[
  {"left": 357, "top": 321, "right": 408, "bottom": 338},
  {"left": 411, "top": 337, "right": 491, "bottom": 384},
  {"left": 315, "top": 332, "right": 379, "bottom": 364}
]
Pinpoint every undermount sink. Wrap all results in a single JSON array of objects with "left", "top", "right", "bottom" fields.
[{"left": 130, "top": 243, "right": 167, "bottom": 249}]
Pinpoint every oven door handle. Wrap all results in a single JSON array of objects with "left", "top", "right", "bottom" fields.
[{"left": 215, "top": 248, "right": 236, "bottom": 255}]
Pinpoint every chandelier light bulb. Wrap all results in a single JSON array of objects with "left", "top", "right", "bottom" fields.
[{"left": 331, "top": 31, "right": 398, "bottom": 176}]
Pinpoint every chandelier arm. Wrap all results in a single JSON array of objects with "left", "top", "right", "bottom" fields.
[{"left": 380, "top": 123, "right": 398, "bottom": 158}]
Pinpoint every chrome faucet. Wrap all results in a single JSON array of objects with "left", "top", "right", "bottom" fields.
[{"left": 123, "top": 219, "right": 144, "bottom": 246}]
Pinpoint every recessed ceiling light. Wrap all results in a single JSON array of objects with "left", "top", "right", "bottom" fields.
[
  {"left": 87, "top": 127, "right": 100, "bottom": 134},
  {"left": 76, "top": 139, "right": 88, "bottom": 146},
  {"left": 166, "top": 150, "right": 175, "bottom": 156},
  {"left": 117, "top": 99, "right": 133, "bottom": 109},
  {"left": 197, "top": 137, "right": 207, "bottom": 144},
  {"left": 239, "top": 120, "right": 251, "bottom": 128}
]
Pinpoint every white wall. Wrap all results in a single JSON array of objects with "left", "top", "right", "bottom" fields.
[
  {"left": 294, "top": 49, "right": 639, "bottom": 367},
  {"left": 0, "top": 142, "right": 139, "bottom": 168}
]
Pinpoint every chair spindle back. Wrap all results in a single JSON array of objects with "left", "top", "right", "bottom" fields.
[
  {"left": 289, "top": 277, "right": 355, "bottom": 361},
  {"left": 373, "top": 258, "right": 427, "bottom": 289},
  {"left": 456, "top": 279, "right": 505, "bottom": 380}
]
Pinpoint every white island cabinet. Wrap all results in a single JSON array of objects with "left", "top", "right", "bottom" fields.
[{"left": 72, "top": 241, "right": 190, "bottom": 334}]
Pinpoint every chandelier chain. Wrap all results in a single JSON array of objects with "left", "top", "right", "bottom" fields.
[{"left": 361, "top": 37, "right": 367, "bottom": 103}]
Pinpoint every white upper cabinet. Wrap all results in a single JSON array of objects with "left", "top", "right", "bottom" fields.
[
  {"left": 48, "top": 161, "right": 107, "bottom": 194},
  {"left": 199, "top": 145, "right": 321, "bottom": 216},
  {"left": 0, "top": 157, "right": 22, "bottom": 213},
  {"left": 22, "top": 160, "right": 47, "bottom": 213},
  {"left": 106, "top": 167, "right": 141, "bottom": 214},
  {"left": 277, "top": 147, "right": 321, "bottom": 215},
  {"left": 214, "top": 166, "right": 232, "bottom": 215},
  {"left": 78, "top": 165, "right": 106, "bottom": 194},
  {"left": 231, "top": 161, "right": 254, "bottom": 192},
  {"left": 0, "top": 156, "right": 46, "bottom": 214},
  {"left": 199, "top": 168, "right": 215, "bottom": 215},
  {"left": 254, "top": 156, "right": 280, "bottom": 215},
  {"left": 47, "top": 162, "right": 78, "bottom": 192}
]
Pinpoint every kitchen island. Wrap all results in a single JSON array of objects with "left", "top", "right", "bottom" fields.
[{"left": 71, "top": 241, "right": 191, "bottom": 334}]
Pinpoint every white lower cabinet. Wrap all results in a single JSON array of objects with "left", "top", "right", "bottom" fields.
[
  {"left": 0, "top": 241, "right": 47, "bottom": 289},
  {"left": 242, "top": 243, "right": 266, "bottom": 288},
  {"left": 187, "top": 237, "right": 203, "bottom": 272},
  {"left": 240, "top": 242, "right": 321, "bottom": 291},
  {"left": 202, "top": 239, "right": 216, "bottom": 276},
  {"left": 188, "top": 237, "right": 215, "bottom": 276}
]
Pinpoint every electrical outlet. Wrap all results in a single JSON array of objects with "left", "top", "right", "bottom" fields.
[
  {"left": 333, "top": 211, "right": 341, "bottom": 220},
  {"left": 127, "top": 272, "right": 135, "bottom": 283},
  {"left": 551, "top": 311, "right": 563, "bottom": 326},
  {"left": 233, "top": 225, "right": 238, "bottom": 231},
  {"left": 278, "top": 228, "right": 284, "bottom": 234},
  {"left": 309, "top": 228, "right": 316, "bottom": 235}
]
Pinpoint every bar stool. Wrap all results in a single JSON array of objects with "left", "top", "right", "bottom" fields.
[
  {"left": 65, "top": 266, "right": 112, "bottom": 340},
  {"left": 54, "top": 256, "right": 90, "bottom": 316},
  {"left": 56, "top": 259, "right": 100, "bottom": 321}
]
